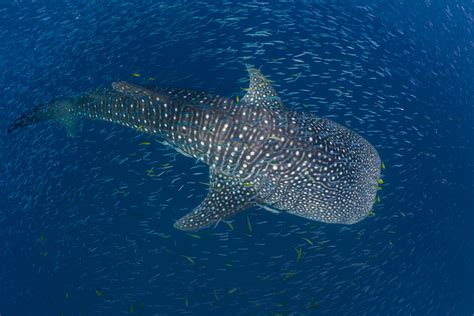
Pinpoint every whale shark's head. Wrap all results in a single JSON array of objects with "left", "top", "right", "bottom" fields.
[{"left": 275, "top": 117, "right": 381, "bottom": 225}]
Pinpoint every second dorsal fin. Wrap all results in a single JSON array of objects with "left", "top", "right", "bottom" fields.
[{"left": 112, "top": 81, "right": 170, "bottom": 103}]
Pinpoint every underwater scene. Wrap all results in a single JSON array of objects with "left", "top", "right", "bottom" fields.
[{"left": 1, "top": 1, "right": 473, "bottom": 315}]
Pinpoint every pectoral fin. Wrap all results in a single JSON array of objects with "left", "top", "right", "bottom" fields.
[{"left": 174, "top": 172, "right": 257, "bottom": 231}]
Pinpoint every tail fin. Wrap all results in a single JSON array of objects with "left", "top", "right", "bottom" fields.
[
  {"left": 7, "top": 104, "right": 51, "bottom": 134},
  {"left": 7, "top": 99, "right": 78, "bottom": 136}
]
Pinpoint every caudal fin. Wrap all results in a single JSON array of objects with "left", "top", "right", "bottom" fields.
[
  {"left": 7, "top": 104, "right": 51, "bottom": 134},
  {"left": 7, "top": 99, "right": 78, "bottom": 136}
]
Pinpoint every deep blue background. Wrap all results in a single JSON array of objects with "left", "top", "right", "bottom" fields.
[{"left": 1, "top": 1, "right": 472, "bottom": 315}]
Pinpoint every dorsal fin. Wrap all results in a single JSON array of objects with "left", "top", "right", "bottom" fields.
[{"left": 241, "top": 66, "right": 285, "bottom": 111}]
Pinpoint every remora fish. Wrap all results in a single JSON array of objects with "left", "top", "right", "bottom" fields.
[{"left": 7, "top": 67, "right": 381, "bottom": 231}]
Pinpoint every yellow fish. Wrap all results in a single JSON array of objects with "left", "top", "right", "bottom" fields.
[
  {"left": 146, "top": 168, "right": 155, "bottom": 176},
  {"left": 302, "top": 237, "right": 313, "bottom": 245},
  {"left": 39, "top": 232, "right": 45, "bottom": 243},
  {"left": 140, "top": 141, "right": 151, "bottom": 146},
  {"left": 295, "top": 248, "right": 303, "bottom": 263},
  {"left": 269, "top": 135, "right": 284, "bottom": 141},
  {"left": 283, "top": 271, "right": 296, "bottom": 281},
  {"left": 132, "top": 73, "right": 141, "bottom": 77},
  {"left": 95, "top": 289, "right": 104, "bottom": 297},
  {"left": 182, "top": 255, "right": 195, "bottom": 264}
]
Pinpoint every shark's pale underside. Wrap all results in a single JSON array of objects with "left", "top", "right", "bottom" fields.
[{"left": 7, "top": 67, "right": 381, "bottom": 231}]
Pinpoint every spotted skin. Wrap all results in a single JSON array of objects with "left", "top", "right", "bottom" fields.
[
  {"left": 7, "top": 67, "right": 381, "bottom": 231},
  {"left": 174, "top": 172, "right": 256, "bottom": 230}
]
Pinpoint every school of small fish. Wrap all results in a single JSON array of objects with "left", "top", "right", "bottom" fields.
[{"left": 1, "top": 0, "right": 471, "bottom": 315}]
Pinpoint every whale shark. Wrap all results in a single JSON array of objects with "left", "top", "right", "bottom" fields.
[{"left": 7, "top": 67, "right": 381, "bottom": 231}]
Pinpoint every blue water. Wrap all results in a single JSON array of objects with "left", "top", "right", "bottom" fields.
[{"left": 1, "top": 1, "right": 472, "bottom": 315}]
